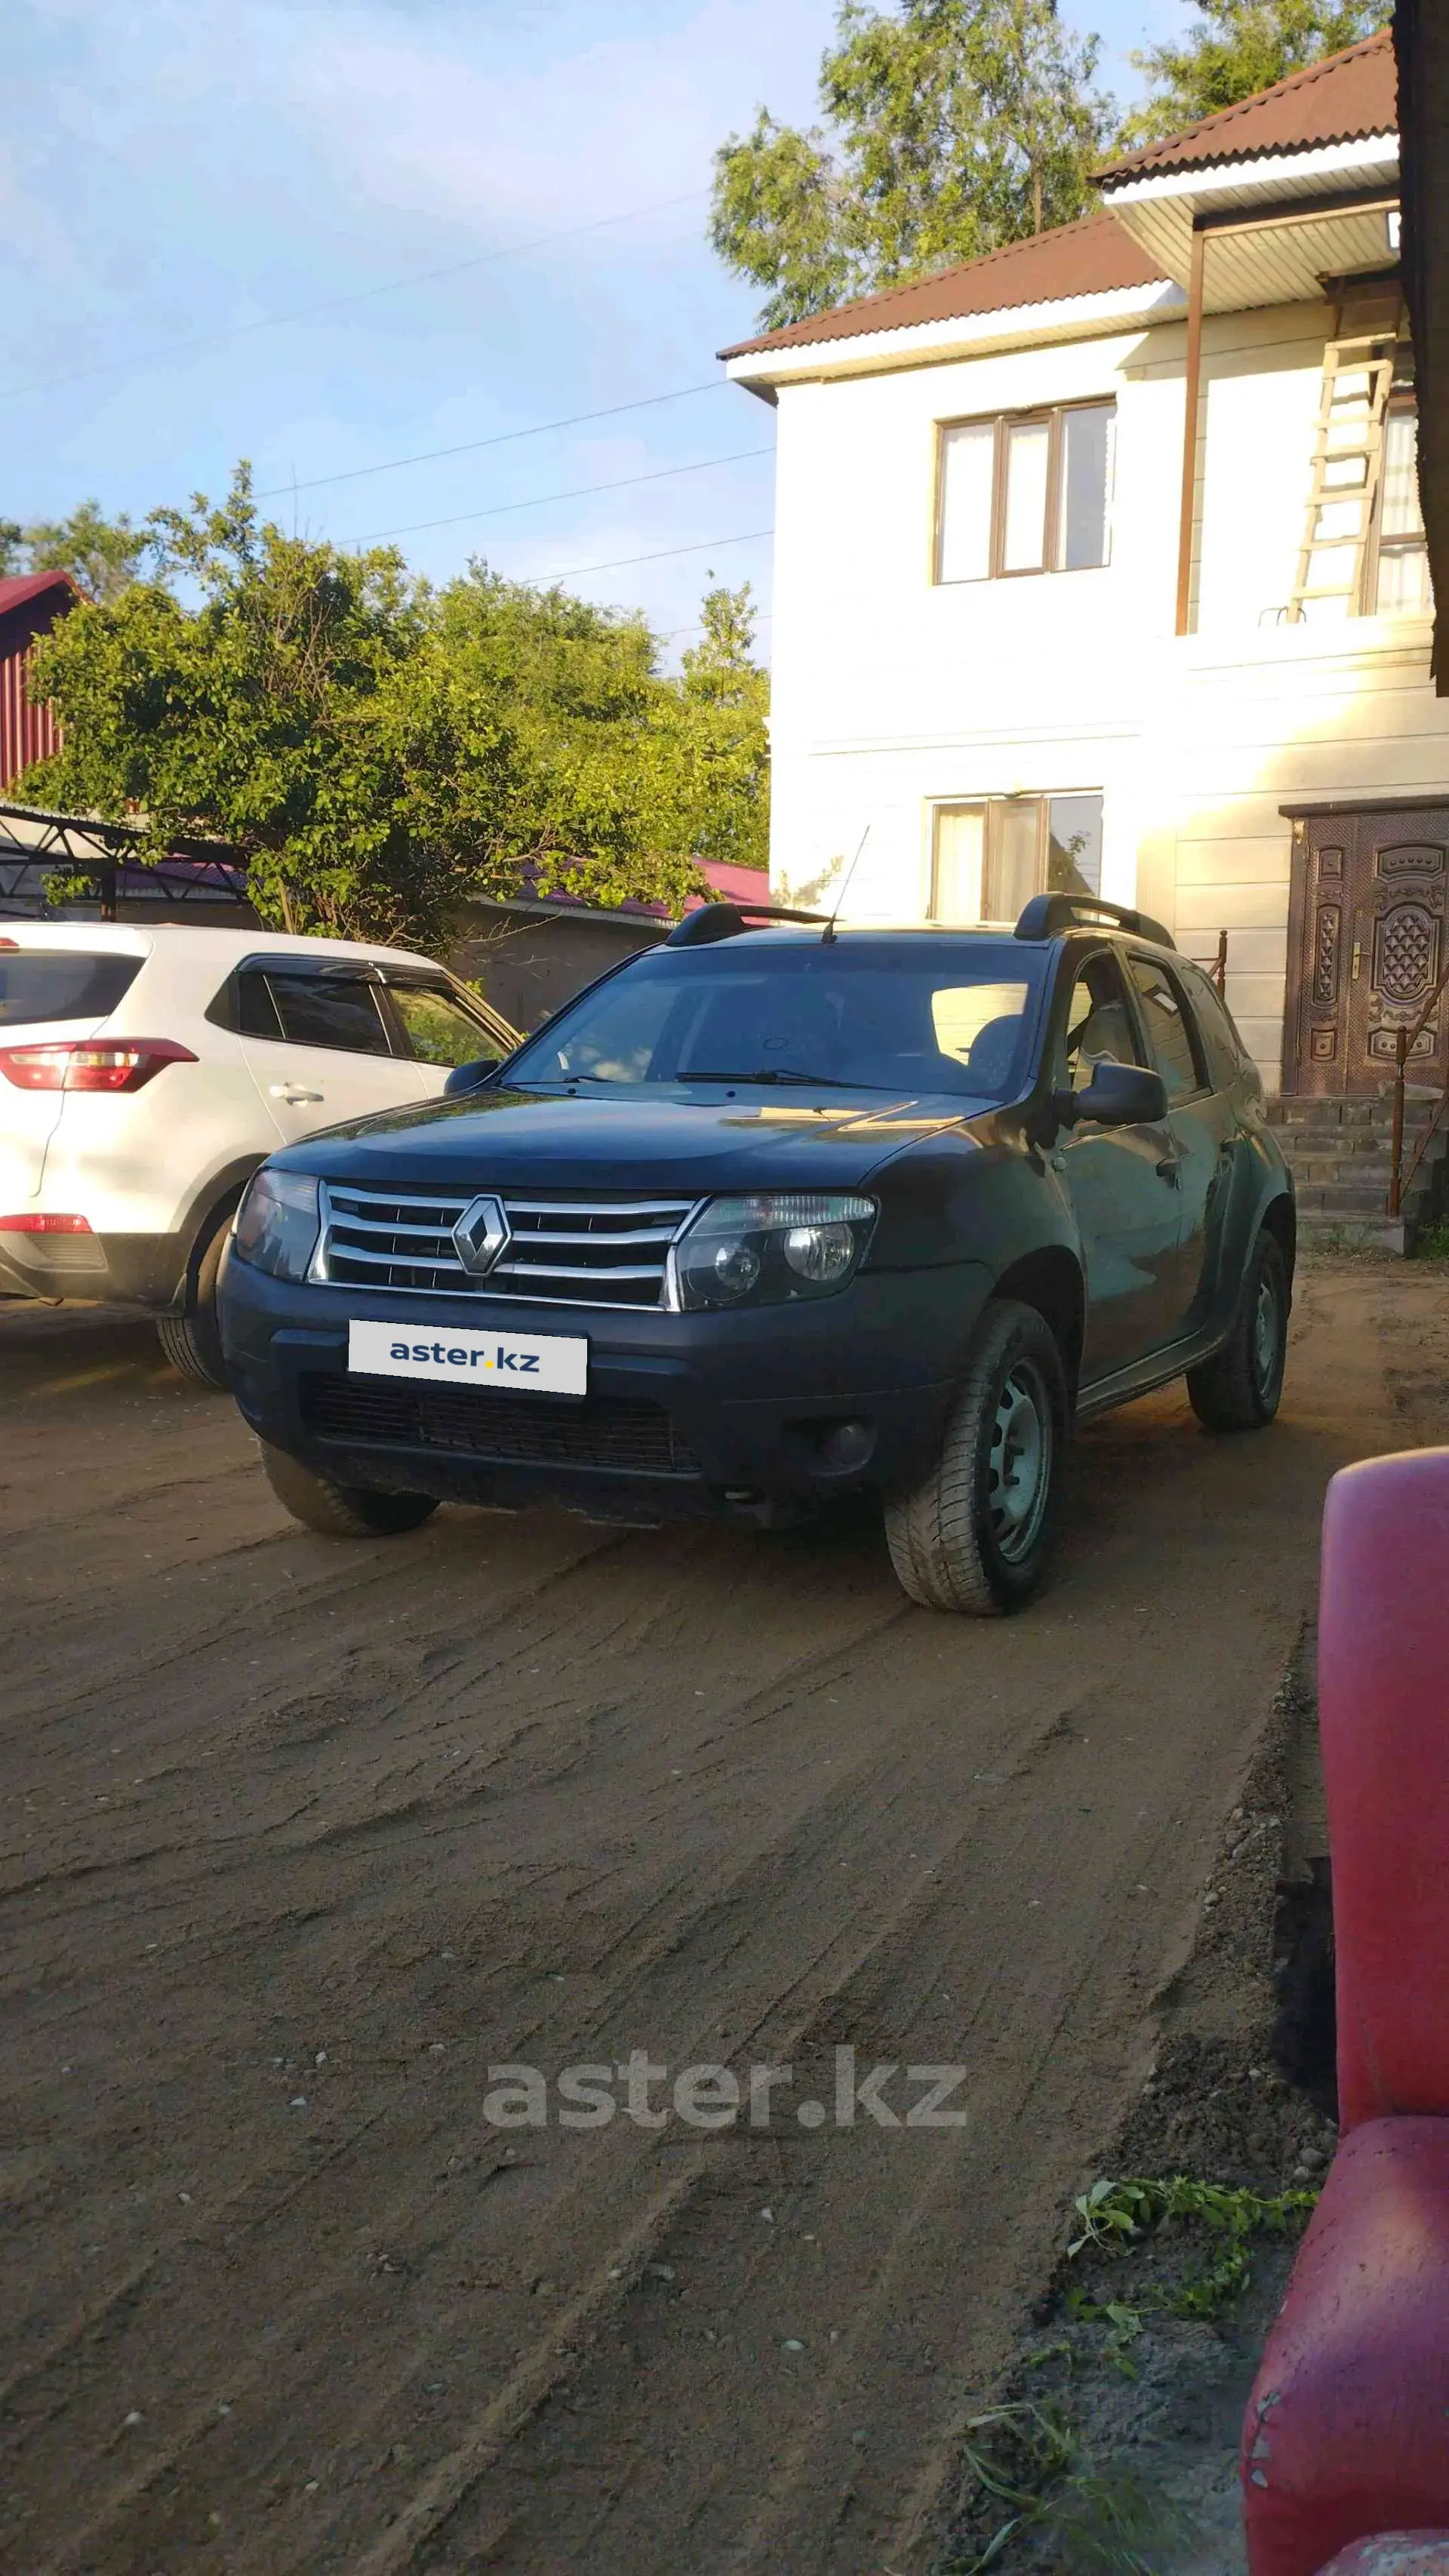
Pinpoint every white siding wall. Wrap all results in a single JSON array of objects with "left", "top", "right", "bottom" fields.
[{"left": 764, "top": 297, "right": 1449, "bottom": 1089}]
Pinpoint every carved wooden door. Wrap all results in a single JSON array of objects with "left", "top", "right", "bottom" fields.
[{"left": 1286, "top": 811, "right": 1449, "bottom": 1094}]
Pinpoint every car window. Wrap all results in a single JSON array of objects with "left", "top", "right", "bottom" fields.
[
  {"left": 263, "top": 973, "right": 394, "bottom": 1057},
  {"left": 386, "top": 979, "right": 506, "bottom": 1069},
  {"left": 1127, "top": 956, "right": 1204, "bottom": 1103},
  {"left": 536, "top": 974, "right": 683, "bottom": 1085},
  {"left": 1178, "top": 963, "right": 1246, "bottom": 1091},
  {"left": 235, "top": 968, "right": 284, "bottom": 1039},
  {"left": 504, "top": 938, "right": 1049, "bottom": 1100},
  {"left": 0, "top": 952, "right": 142, "bottom": 1025},
  {"left": 1057, "top": 952, "right": 1145, "bottom": 1093}
]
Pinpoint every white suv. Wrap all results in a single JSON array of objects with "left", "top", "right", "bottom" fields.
[{"left": 0, "top": 923, "right": 518, "bottom": 1385}]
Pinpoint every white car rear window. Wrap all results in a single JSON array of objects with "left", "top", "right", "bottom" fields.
[{"left": 0, "top": 952, "right": 143, "bottom": 1025}]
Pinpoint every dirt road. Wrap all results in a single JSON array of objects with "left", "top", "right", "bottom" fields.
[{"left": 2, "top": 1261, "right": 1446, "bottom": 2576}]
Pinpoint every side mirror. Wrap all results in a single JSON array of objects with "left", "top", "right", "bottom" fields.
[
  {"left": 443, "top": 1057, "right": 500, "bottom": 1098},
  {"left": 1052, "top": 1062, "right": 1168, "bottom": 1131}
]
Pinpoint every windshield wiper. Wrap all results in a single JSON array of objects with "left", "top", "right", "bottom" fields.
[{"left": 681, "top": 1067, "right": 874, "bottom": 1089}]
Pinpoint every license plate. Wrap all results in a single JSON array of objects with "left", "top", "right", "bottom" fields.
[{"left": 348, "top": 1319, "right": 588, "bottom": 1397}]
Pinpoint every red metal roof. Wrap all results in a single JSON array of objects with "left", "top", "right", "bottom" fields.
[
  {"left": 0, "top": 570, "right": 79, "bottom": 620},
  {"left": 720, "top": 212, "right": 1169, "bottom": 360},
  {"left": 1097, "top": 26, "right": 1395, "bottom": 186},
  {"left": 0, "top": 572, "right": 78, "bottom": 791}
]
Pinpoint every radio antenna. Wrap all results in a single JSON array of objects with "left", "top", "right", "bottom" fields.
[{"left": 821, "top": 825, "right": 870, "bottom": 945}]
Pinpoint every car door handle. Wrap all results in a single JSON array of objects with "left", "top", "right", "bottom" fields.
[{"left": 269, "top": 1082, "right": 324, "bottom": 1103}]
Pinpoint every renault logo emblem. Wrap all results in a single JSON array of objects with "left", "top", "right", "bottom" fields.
[{"left": 452, "top": 1193, "right": 511, "bottom": 1277}]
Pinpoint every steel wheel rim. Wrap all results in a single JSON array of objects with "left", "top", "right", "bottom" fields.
[
  {"left": 988, "top": 1362, "right": 1052, "bottom": 1563},
  {"left": 1253, "top": 1270, "right": 1280, "bottom": 1393}
]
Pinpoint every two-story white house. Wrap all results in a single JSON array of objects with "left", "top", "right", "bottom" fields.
[{"left": 721, "top": 29, "right": 1446, "bottom": 1122}]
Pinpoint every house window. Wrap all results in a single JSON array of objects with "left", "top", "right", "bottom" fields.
[
  {"left": 936, "top": 402, "right": 1115, "bottom": 583},
  {"left": 1370, "top": 398, "right": 1432, "bottom": 615},
  {"left": 931, "top": 792, "right": 1103, "bottom": 922}
]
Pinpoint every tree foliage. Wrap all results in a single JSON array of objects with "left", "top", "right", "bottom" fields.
[
  {"left": 1, "top": 500, "right": 149, "bottom": 601},
  {"left": 1120, "top": 1, "right": 1384, "bottom": 149},
  {"left": 23, "top": 469, "right": 768, "bottom": 950},
  {"left": 711, "top": 0, "right": 1110, "bottom": 330}
]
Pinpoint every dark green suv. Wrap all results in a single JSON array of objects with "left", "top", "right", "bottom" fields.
[{"left": 220, "top": 894, "right": 1294, "bottom": 1616}]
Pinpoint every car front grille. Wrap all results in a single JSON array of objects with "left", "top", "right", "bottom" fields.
[
  {"left": 317, "top": 1183, "right": 697, "bottom": 1310},
  {"left": 300, "top": 1373, "right": 700, "bottom": 1476}
]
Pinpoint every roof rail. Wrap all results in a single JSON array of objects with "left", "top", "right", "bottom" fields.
[
  {"left": 1014, "top": 892, "right": 1176, "bottom": 949},
  {"left": 665, "top": 900, "right": 830, "bottom": 948}
]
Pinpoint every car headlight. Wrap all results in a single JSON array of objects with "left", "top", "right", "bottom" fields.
[
  {"left": 232, "top": 1169, "right": 321, "bottom": 1282},
  {"left": 671, "top": 1192, "right": 877, "bottom": 1311}
]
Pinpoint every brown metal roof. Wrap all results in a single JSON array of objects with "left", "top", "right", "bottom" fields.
[
  {"left": 1097, "top": 26, "right": 1395, "bottom": 186},
  {"left": 719, "top": 213, "right": 1170, "bottom": 361}
]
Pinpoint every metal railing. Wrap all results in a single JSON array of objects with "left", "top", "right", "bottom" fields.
[
  {"left": 1388, "top": 957, "right": 1449, "bottom": 1218},
  {"left": 1184, "top": 929, "right": 1229, "bottom": 996}
]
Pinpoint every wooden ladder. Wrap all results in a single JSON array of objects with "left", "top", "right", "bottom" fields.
[{"left": 1287, "top": 285, "right": 1404, "bottom": 623}]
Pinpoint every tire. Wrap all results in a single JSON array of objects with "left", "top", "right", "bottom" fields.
[
  {"left": 257, "top": 1439, "right": 441, "bottom": 1539},
  {"left": 155, "top": 1207, "right": 233, "bottom": 1390},
  {"left": 1186, "top": 1226, "right": 1289, "bottom": 1433},
  {"left": 884, "top": 1299, "right": 1068, "bottom": 1615}
]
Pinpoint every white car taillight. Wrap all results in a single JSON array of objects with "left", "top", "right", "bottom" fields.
[{"left": 0, "top": 1039, "right": 199, "bottom": 1094}]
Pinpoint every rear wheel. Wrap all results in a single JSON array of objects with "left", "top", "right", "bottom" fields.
[
  {"left": 258, "top": 1440, "right": 441, "bottom": 1538},
  {"left": 884, "top": 1299, "right": 1068, "bottom": 1615},
  {"left": 155, "top": 1207, "right": 232, "bottom": 1390},
  {"left": 1186, "top": 1227, "right": 1288, "bottom": 1433}
]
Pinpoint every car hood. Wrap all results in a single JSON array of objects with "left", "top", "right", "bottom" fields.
[{"left": 272, "top": 1083, "right": 989, "bottom": 1195}]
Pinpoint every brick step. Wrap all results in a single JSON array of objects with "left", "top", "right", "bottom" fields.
[
  {"left": 1269, "top": 1096, "right": 1444, "bottom": 1129},
  {"left": 1274, "top": 1102, "right": 1445, "bottom": 1126},
  {"left": 1284, "top": 1135, "right": 1428, "bottom": 1162},
  {"left": 1297, "top": 1213, "right": 1412, "bottom": 1254},
  {"left": 1294, "top": 1178, "right": 1440, "bottom": 1217}
]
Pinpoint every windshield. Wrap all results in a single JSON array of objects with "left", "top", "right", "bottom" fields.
[{"left": 505, "top": 937, "right": 1046, "bottom": 1100}]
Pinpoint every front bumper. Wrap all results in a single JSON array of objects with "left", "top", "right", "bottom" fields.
[{"left": 219, "top": 1257, "right": 994, "bottom": 1523}]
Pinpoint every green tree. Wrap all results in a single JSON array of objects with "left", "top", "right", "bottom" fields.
[
  {"left": 420, "top": 565, "right": 715, "bottom": 915},
  {"left": 712, "top": 0, "right": 1109, "bottom": 329},
  {"left": 671, "top": 583, "right": 771, "bottom": 875},
  {"left": 1121, "top": 2, "right": 1384, "bottom": 149},
  {"left": 13, "top": 500, "right": 149, "bottom": 601},
  {"left": 22, "top": 468, "right": 764, "bottom": 948}
]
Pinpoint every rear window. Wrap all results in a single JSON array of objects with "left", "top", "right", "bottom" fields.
[{"left": 0, "top": 951, "right": 143, "bottom": 1027}]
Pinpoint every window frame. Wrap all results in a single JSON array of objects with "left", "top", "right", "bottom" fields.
[
  {"left": 1125, "top": 951, "right": 1212, "bottom": 1104},
  {"left": 208, "top": 958, "right": 516, "bottom": 1061},
  {"left": 375, "top": 971, "right": 514, "bottom": 1066},
  {"left": 928, "top": 791, "right": 1104, "bottom": 923},
  {"left": 934, "top": 398, "right": 1115, "bottom": 586},
  {"left": 1176, "top": 959, "right": 1250, "bottom": 1091},
  {"left": 1363, "top": 389, "right": 1431, "bottom": 617},
  {"left": 1050, "top": 943, "right": 1148, "bottom": 1097}
]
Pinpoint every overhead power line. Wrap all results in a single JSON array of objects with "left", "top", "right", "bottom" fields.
[
  {"left": 0, "top": 186, "right": 708, "bottom": 405},
  {"left": 517, "top": 528, "right": 774, "bottom": 589},
  {"left": 348, "top": 445, "right": 774, "bottom": 546},
  {"left": 257, "top": 379, "right": 732, "bottom": 502}
]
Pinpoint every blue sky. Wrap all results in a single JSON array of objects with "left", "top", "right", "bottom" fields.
[{"left": 5, "top": 0, "right": 1183, "bottom": 657}]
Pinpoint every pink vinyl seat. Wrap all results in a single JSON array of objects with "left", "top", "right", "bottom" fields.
[{"left": 1243, "top": 1451, "right": 1449, "bottom": 2576}]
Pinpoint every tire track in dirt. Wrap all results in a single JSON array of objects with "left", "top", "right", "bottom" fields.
[{"left": 0, "top": 1266, "right": 1434, "bottom": 2574}]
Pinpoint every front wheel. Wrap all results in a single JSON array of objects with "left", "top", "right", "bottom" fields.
[
  {"left": 1186, "top": 1226, "right": 1288, "bottom": 1433},
  {"left": 258, "top": 1441, "right": 441, "bottom": 1538},
  {"left": 884, "top": 1299, "right": 1068, "bottom": 1615}
]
